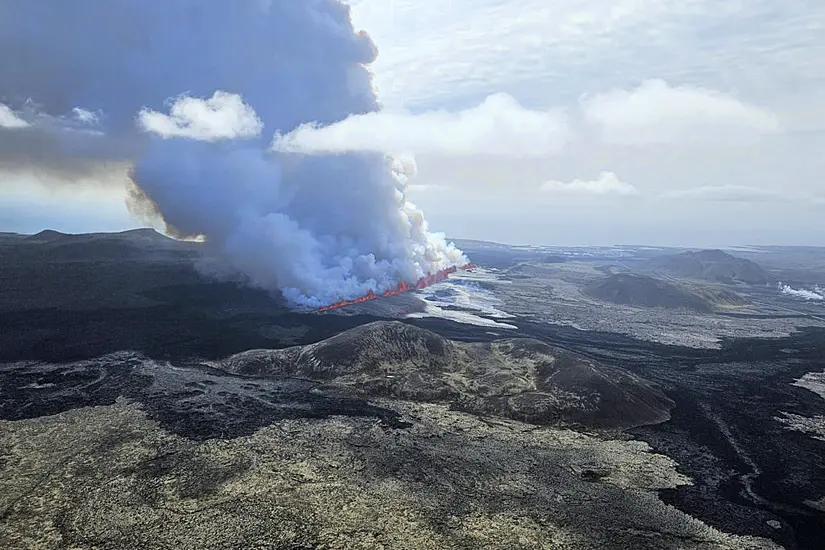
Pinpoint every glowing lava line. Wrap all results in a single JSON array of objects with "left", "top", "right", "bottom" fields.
[{"left": 315, "top": 263, "right": 476, "bottom": 312}]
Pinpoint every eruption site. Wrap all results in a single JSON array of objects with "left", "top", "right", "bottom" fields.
[
  {"left": 0, "top": 0, "right": 467, "bottom": 309},
  {"left": 315, "top": 263, "right": 476, "bottom": 312}
]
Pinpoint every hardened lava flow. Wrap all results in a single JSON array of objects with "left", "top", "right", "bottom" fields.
[{"left": 315, "top": 263, "right": 476, "bottom": 312}]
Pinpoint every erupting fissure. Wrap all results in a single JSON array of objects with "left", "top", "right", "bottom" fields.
[{"left": 315, "top": 263, "right": 476, "bottom": 312}]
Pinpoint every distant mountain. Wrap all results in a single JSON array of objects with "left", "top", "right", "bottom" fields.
[
  {"left": 585, "top": 273, "right": 715, "bottom": 312},
  {"left": 218, "top": 321, "right": 674, "bottom": 429},
  {"left": 103, "top": 228, "right": 177, "bottom": 242},
  {"left": 24, "top": 229, "right": 74, "bottom": 243},
  {"left": 24, "top": 227, "right": 175, "bottom": 244},
  {"left": 647, "top": 249, "right": 768, "bottom": 285},
  {"left": 7, "top": 228, "right": 197, "bottom": 263},
  {"left": 450, "top": 238, "right": 516, "bottom": 251},
  {"left": 1, "top": 229, "right": 206, "bottom": 311}
]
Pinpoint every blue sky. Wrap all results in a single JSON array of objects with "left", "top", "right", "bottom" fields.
[
  {"left": 2, "top": 0, "right": 825, "bottom": 246},
  {"left": 0, "top": 198, "right": 136, "bottom": 234},
  {"left": 0, "top": 171, "right": 139, "bottom": 233}
]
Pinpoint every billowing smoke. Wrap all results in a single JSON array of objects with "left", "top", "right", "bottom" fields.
[
  {"left": 778, "top": 283, "right": 824, "bottom": 301},
  {"left": 0, "top": 0, "right": 466, "bottom": 308}
]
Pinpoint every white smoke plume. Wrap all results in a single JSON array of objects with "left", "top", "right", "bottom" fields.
[
  {"left": 0, "top": 0, "right": 466, "bottom": 308},
  {"left": 778, "top": 283, "right": 824, "bottom": 301}
]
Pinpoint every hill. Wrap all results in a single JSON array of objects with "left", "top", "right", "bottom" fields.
[
  {"left": 24, "top": 229, "right": 74, "bottom": 243},
  {"left": 23, "top": 227, "right": 178, "bottom": 246},
  {"left": 647, "top": 249, "right": 767, "bottom": 285},
  {"left": 7, "top": 228, "right": 196, "bottom": 262},
  {"left": 0, "top": 228, "right": 203, "bottom": 312},
  {"left": 584, "top": 273, "right": 748, "bottom": 312},
  {"left": 585, "top": 273, "right": 714, "bottom": 312},
  {"left": 217, "top": 321, "right": 674, "bottom": 430}
]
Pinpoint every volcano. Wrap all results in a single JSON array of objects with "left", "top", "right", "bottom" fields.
[{"left": 315, "top": 263, "right": 476, "bottom": 312}]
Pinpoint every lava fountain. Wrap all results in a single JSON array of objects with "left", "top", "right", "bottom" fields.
[{"left": 314, "top": 263, "right": 477, "bottom": 312}]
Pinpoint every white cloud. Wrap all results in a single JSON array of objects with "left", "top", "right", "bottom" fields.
[
  {"left": 276, "top": 1, "right": 825, "bottom": 246},
  {"left": 662, "top": 185, "right": 787, "bottom": 202},
  {"left": 1, "top": 103, "right": 104, "bottom": 134},
  {"left": 269, "top": 78, "right": 784, "bottom": 157},
  {"left": 271, "top": 93, "right": 569, "bottom": 157},
  {"left": 138, "top": 91, "right": 263, "bottom": 141},
  {"left": 540, "top": 171, "right": 638, "bottom": 195},
  {"left": 0, "top": 104, "right": 30, "bottom": 129},
  {"left": 350, "top": 1, "right": 825, "bottom": 111},
  {"left": 581, "top": 80, "right": 779, "bottom": 144},
  {"left": 72, "top": 107, "right": 100, "bottom": 125},
  {"left": 662, "top": 185, "right": 825, "bottom": 204}
]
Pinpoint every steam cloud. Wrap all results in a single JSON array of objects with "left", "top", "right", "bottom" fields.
[
  {"left": 778, "top": 283, "right": 824, "bottom": 301},
  {"left": 0, "top": 0, "right": 466, "bottom": 308}
]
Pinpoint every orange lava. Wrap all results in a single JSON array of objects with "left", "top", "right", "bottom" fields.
[{"left": 315, "top": 263, "right": 476, "bottom": 312}]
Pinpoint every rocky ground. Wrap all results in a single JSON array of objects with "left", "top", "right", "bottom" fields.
[
  {"left": 493, "top": 261, "right": 825, "bottom": 349},
  {"left": 217, "top": 321, "right": 674, "bottom": 430},
  {"left": 0, "top": 398, "right": 779, "bottom": 550}
]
